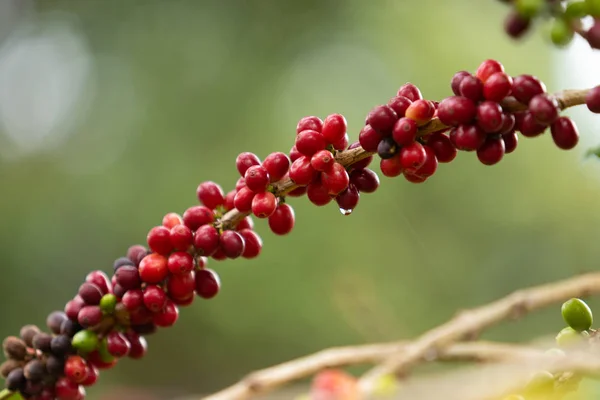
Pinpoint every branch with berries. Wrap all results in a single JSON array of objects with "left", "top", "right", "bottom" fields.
[{"left": 2, "top": 57, "right": 600, "bottom": 400}]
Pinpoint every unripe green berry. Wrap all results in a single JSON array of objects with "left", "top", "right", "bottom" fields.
[
  {"left": 561, "top": 298, "right": 593, "bottom": 331},
  {"left": 556, "top": 326, "right": 584, "bottom": 347},
  {"left": 516, "top": 0, "right": 544, "bottom": 18},
  {"left": 98, "top": 337, "right": 115, "bottom": 363},
  {"left": 550, "top": 18, "right": 574, "bottom": 47},
  {"left": 525, "top": 370, "right": 554, "bottom": 393},
  {"left": 71, "top": 329, "right": 99, "bottom": 354},
  {"left": 100, "top": 294, "right": 117, "bottom": 314},
  {"left": 586, "top": 0, "right": 600, "bottom": 16},
  {"left": 566, "top": 1, "right": 589, "bottom": 18}
]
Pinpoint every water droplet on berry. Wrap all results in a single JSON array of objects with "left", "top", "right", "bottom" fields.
[{"left": 339, "top": 208, "right": 353, "bottom": 216}]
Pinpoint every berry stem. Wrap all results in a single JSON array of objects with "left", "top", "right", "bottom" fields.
[{"left": 217, "top": 87, "right": 593, "bottom": 231}]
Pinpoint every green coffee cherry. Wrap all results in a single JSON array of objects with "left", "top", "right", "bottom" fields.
[
  {"left": 561, "top": 298, "right": 593, "bottom": 331},
  {"left": 98, "top": 337, "right": 115, "bottom": 363},
  {"left": 586, "top": 0, "right": 600, "bottom": 16},
  {"left": 524, "top": 370, "right": 555, "bottom": 393},
  {"left": 555, "top": 326, "right": 584, "bottom": 347},
  {"left": 550, "top": 18, "right": 575, "bottom": 47},
  {"left": 100, "top": 293, "right": 117, "bottom": 314},
  {"left": 566, "top": 1, "right": 589, "bottom": 18},
  {"left": 71, "top": 329, "right": 99, "bottom": 354},
  {"left": 516, "top": 0, "right": 544, "bottom": 18}
]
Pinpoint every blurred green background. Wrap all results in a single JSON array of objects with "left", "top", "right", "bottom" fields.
[{"left": 1, "top": 0, "right": 600, "bottom": 398}]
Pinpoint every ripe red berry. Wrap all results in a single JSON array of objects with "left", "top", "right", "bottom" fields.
[
  {"left": 426, "top": 132, "right": 457, "bottom": 163},
  {"left": 125, "top": 331, "right": 147, "bottom": 359},
  {"left": 153, "top": 300, "right": 179, "bottom": 327},
  {"left": 437, "top": 96, "right": 477, "bottom": 126},
  {"left": 239, "top": 229, "right": 262, "bottom": 258},
  {"left": 307, "top": 179, "right": 332, "bottom": 206},
  {"left": 336, "top": 184, "right": 360, "bottom": 214},
  {"left": 170, "top": 224, "right": 193, "bottom": 251},
  {"left": 296, "top": 116, "right": 323, "bottom": 134},
  {"left": 289, "top": 156, "right": 317, "bottom": 185},
  {"left": 81, "top": 364, "right": 98, "bottom": 386},
  {"left": 196, "top": 181, "right": 225, "bottom": 210},
  {"left": 182, "top": 205, "right": 214, "bottom": 230},
  {"left": 517, "top": 111, "right": 547, "bottom": 137},
  {"left": 358, "top": 125, "right": 381, "bottom": 153},
  {"left": 331, "top": 133, "right": 349, "bottom": 151},
  {"left": 262, "top": 152, "right": 290, "bottom": 182},
  {"left": 367, "top": 105, "right": 398, "bottom": 133},
  {"left": 450, "top": 125, "right": 486, "bottom": 151},
  {"left": 138, "top": 253, "right": 169, "bottom": 284},
  {"left": 195, "top": 269, "right": 221, "bottom": 299},
  {"left": 529, "top": 93, "right": 559, "bottom": 124},
  {"left": 585, "top": 86, "right": 600, "bottom": 113},
  {"left": 224, "top": 190, "right": 236, "bottom": 211},
  {"left": 115, "top": 265, "right": 141, "bottom": 290},
  {"left": 235, "top": 177, "right": 246, "bottom": 191},
  {"left": 77, "top": 306, "right": 102, "bottom": 328},
  {"left": 476, "top": 59, "right": 505, "bottom": 83},
  {"left": 121, "top": 289, "right": 143, "bottom": 311},
  {"left": 252, "top": 191, "right": 277, "bottom": 218},
  {"left": 193, "top": 225, "right": 220, "bottom": 256},
  {"left": 387, "top": 95, "right": 412, "bottom": 117},
  {"left": 459, "top": 75, "right": 484, "bottom": 101},
  {"left": 287, "top": 185, "right": 307, "bottom": 197},
  {"left": 233, "top": 186, "right": 255, "bottom": 212},
  {"left": 503, "top": 131, "right": 519, "bottom": 154},
  {"left": 268, "top": 203, "right": 295, "bottom": 235},
  {"left": 219, "top": 230, "right": 245, "bottom": 259},
  {"left": 55, "top": 376, "right": 82, "bottom": 399},
  {"left": 512, "top": 74, "right": 547, "bottom": 104},
  {"left": 483, "top": 72, "right": 513, "bottom": 102},
  {"left": 106, "top": 332, "right": 130, "bottom": 358},
  {"left": 85, "top": 271, "right": 111, "bottom": 295},
  {"left": 167, "top": 252, "right": 194, "bottom": 275},
  {"left": 162, "top": 212, "right": 183, "bottom": 229},
  {"left": 311, "top": 150, "right": 335, "bottom": 172},
  {"left": 289, "top": 145, "right": 302, "bottom": 162},
  {"left": 400, "top": 142, "right": 427, "bottom": 170},
  {"left": 380, "top": 154, "right": 403, "bottom": 177},
  {"left": 236, "top": 216, "right": 254, "bottom": 231},
  {"left": 235, "top": 152, "right": 262, "bottom": 176},
  {"left": 397, "top": 83, "right": 422, "bottom": 101},
  {"left": 296, "top": 130, "right": 327, "bottom": 156},
  {"left": 477, "top": 137, "right": 505, "bottom": 165},
  {"left": 451, "top": 71, "right": 471, "bottom": 95},
  {"left": 244, "top": 165, "right": 270, "bottom": 192},
  {"left": 392, "top": 117, "right": 418, "bottom": 145},
  {"left": 551, "top": 117, "right": 579, "bottom": 150},
  {"left": 403, "top": 172, "right": 427, "bottom": 183},
  {"left": 143, "top": 285, "right": 167, "bottom": 312},
  {"left": 64, "top": 356, "right": 88, "bottom": 384},
  {"left": 146, "top": 226, "right": 173, "bottom": 256},
  {"left": 350, "top": 168, "right": 380, "bottom": 193},
  {"left": 321, "top": 114, "right": 347, "bottom": 144},
  {"left": 476, "top": 101, "right": 504, "bottom": 133},
  {"left": 410, "top": 145, "right": 438, "bottom": 178},
  {"left": 504, "top": 10, "right": 531, "bottom": 38},
  {"left": 498, "top": 113, "right": 516, "bottom": 135},
  {"left": 78, "top": 283, "right": 103, "bottom": 306},
  {"left": 167, "top": 271, "right": 196, "bottom": 299},
  {"left": 405, "top": 99, "right": 435, "bottom": 124},
  {"left": 322, "top": 162, "right": 350, "bottom": 195}
]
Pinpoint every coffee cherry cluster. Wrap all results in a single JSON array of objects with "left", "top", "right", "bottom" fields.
[{"left": 498, "top": 0, "right": 600, "bottom": 49}]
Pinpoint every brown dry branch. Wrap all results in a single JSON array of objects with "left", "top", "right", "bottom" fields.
[
  {"left": 357, "top": 271, "right": 600, "bottom": 394},
  {"left": 216, "top": 88, "right": 591, "bottom": 231},
  {"left": 202, "top": 341, "right": 546, "bottom": 400}
]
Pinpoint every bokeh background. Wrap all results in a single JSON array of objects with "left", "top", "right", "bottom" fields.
[{"left": 1, "top": 0, "right": 600, "bottom": 399}]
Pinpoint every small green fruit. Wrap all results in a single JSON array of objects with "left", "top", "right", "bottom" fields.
[
  {"left": 71, "top": 330, "right": 99, "bottom": 354},
  {"left": 100, "top": 293, "right": 117, "bottom": 314},
  {"left": 561, "top": 298, "right": 593, "bottom": 331},
  {"left": 586, "top": 0, "right": 600, "bottom": 16},
  {"left": 516, "top": 0, "right": 544, "bottom": 18},
  {"left": 566, "top": 1, "right": 589, "bottom": 18},
  {"left": 98, "top": 337, "right": 115, "bottom": 363},
  {"left": 556, "top": 326, "right": 583, "bottom": 347},
  {"left": 525, "top": 370, "right": 554, "bottom": 393},
  {"left": 550, "top": 18, "right": 574, "bottom": 47}
]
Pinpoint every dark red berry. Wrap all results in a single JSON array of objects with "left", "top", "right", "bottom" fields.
[
  {"left": 167, "top": 271, "right": 196, "bottom": 299},
  {"left": 367, "top": 105, "right": 398, "bottom": 133},
  {"left": 450, "top": 125, "right": 486, "bottom": 151},
  {"left": 170, "top": 224, "right": 193, "bottom": 251},
  {"left": 289, "top": 156, "right": 317, "bottom": 185},
  {"left": 426, "top": 132, "right": 457, "bottom": 162},
  {"left": 512, "top": 74, "right": 546, "bottom": 104},
  {"left": 233, "top": 186, "right": 255, "bottom": 212},
  {"left": 437, "top": 96, "right": 477, "bottom": 126},
  {"left": 126, "top": 245, "right": 147, "bottom": 267},
  {"left": 476, "top": 101, "right": 504, "bottom": 133},
  {"left": 400, "top": 142, "right": 427, "bottom": 170},
  {"left": 78, "top": 283, "right": 103, "bottom": 306},
  {"left": 311, "top": 150, "right": 335, "bottom": 172},
  {"left": 195, "top": 269, "right": 221, "bottom": 299},
  {"left": 404, "top": 171, "right": 427, "bottom": 183},
  {"left": 410, "top": 145, "right": 438, "bottom": 178},
  {"left": 392, "top": 117, "right": 418, "bottom": 145},
  {"left": 477, "top": 137, "right": 505, "bottom": 165},
  {"left": 359, "top": 125, "right": 381, "bottom": 152},
  {"left": 503, "top": 131, "right": 519, "bottom": 153},
  {"left": 236, "top": 152, "right": 262, "bottom": 177},
  {"left": 483, "top": 72, "right": 513, "bottom": 102},
  {"left": 335, "top": 184, "right": 360, "bottom": 214},
  {"left": 262, "top": 152, "right": 290, "bottom": 182},
  {"left": 459, "top": 75, "right": 484, "bottom": 101},
  {"left": 322, "top": 163, "right": 350, "bottom": 195},
  {"left": 387, "top": 95, "right": 412, "bottom": 117},
  {"left": 529, "top": 93, "right": 559, "bottom": 124},
  {"left": 451, "top": 71, "right": 471, "bottom": 95},
  {"left": 236, "top": 216, "right": 254, "bottom": 231},
  {"left": 498, "top": 113, "right": 516, "bottom": 135},
  {"left": 143, "top": 285, "right": 167, "bottom": 312},
  {"left": 252, "top": 191, "right": 278, "bottom": 218},
  {"left": 239, "top": 229, "right": 262, "bottom": 259},
  {"left": 287, "top": 185, "right": 307, "bottom": 197},
  {"left": 585, "top": 86, "right": 600, "bottom": 113},
  {"left": 153, "top": 300, "right": 179, "bottom": 327},
  {"left": 476, "top": 59, "right": 505, "bottom": 83},
  {"left": 193, "top": 225, "right": 220, "bottom": 256},
  {"left": 125, "top": 332, "right": 147, "bottom": 359},
  {"left": 268, "top": 203, "right": 295, "bottom": 235},
  {"left": 106, "top": 332, "right": 130, "bottom": 358},
  {"left": 77, "top": 306, "right": 102, "bottom": 328},
  {"left": 397, "top": 83, "right": 422, "bottom": 101},
  {"left": 85, "top": 271, "right": 111, "bottom": 295},
  {"left": 296, "top": 130, "right": 327, "bottom": 156},
  {"left": 321, "top": 114, "right": 347, "bottom": 144},
  {"left": 504, "top": 11, "right": 531, "bottom": 38},
  {"left": 138, "top": 253, "right": 168, "bottom": 284},
  {"left": 167, "top": 251, "right": 194, "bottom": 275},
  {"left": 182, "top": 205, "right": 214, "bottom": 231},
  {"left": 219, "top": 230, "right": 245, "bottom": 259},
  {"left": 81, "top": 364, "right": 98, "bottom": 386},
  {"left": 307, "top": 179, "right": 332, "bottom": 206},
  {"left": 517, "top": 111, "right": 547, "bottom": 137},
  {"left": 196, "top": 181, "right": 225, "bottom": 210},
  {"left": 380, "top": 154, "right": 403, "bottom": 177},
  {"left": 551, "top": 117, "right": 579, "bottom": 150},
  {"left": 121, "top": 289, "right": 143, "bottom": 311},
  {"left": 331, "top": 133, "right": 349, "bottom": 151},
  {"left": 296, "top": 116, "right": 323, "bottom": 134},
  {"left": 350, "top": 168, "right": 380, "bottom": 193}
]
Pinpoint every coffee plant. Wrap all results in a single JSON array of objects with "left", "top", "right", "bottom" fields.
[{"left": 4, "top": 1, "right": 600, "bottom": 399}]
